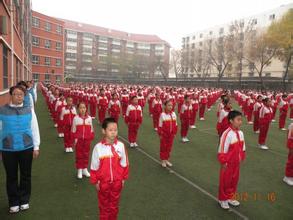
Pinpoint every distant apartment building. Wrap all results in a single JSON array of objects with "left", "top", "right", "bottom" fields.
[
  {"left": 181, "top": 3, "right": 293, "bottom": 78},
  {"left": 0, "top": 0, "right": 32, "bottom": 105},
  {"left": 31, "top": 11, "right": 64, "bottom": 83},
  {"left": 62, "top": 19, "right": 170, "bottom": 81}
]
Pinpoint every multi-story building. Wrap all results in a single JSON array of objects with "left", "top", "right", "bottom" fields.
[
  {"left": 31, "top": 11, "right": 64, "bottom": 83},
  {"left": 181, "top": 3, "right": 293, "bottom": 78},
  {"left": 62, "top": 19, "right": 170, "bottom": 81},
  {"left": 0, "top": 0, "right": 32, "bottom": 105}
]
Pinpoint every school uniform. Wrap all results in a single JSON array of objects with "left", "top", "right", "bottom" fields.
[
  {"left": 60, "top": 106, "right": 77, "bottom": 150},
  {"left": 108, "top": 99, "right": 121, "bottom": 123},
  {"left": 180, "top": 103, "right": 192, "bottom": 138},
  {"left": 151, "top": 99, "right": 163, "bottom": 130},
  {"left": 125, "top": 104, "right": 142, "bottom": 144}
]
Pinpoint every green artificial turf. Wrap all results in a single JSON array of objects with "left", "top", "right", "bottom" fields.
[{"left": 0, "top": 93, "right": 292, "bottom": 220}]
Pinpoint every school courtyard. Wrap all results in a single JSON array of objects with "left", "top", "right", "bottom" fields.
[{"left": 0, "top": 93, "right": 292, "bottom": 220}]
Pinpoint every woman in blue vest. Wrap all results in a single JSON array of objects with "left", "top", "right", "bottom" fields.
[{"left": 0, "top": 85, "right": 40, "bottom": 214}]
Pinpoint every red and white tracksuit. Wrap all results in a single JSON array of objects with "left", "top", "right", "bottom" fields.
[
  {"left": 71, "top": 114, "right": 94, "bottom": 169},
  {"left": 216, "top": 102, "right": 224, "bottom": 118},
  {"left": 216, "top": 107, "right": 231, "bottom": 137},
  {"left": 147, "top": 93, "right": 155, "bottom": 116},
  {"left": 177, "top": 94, "right": 184, "bottom": 114},
  {"left": 253, "top": 101, "right": 262, "bottom": 132},
  {"left": 158, "top": 111, "right": 178, "bottom": 160},
  {"left": 285, "top": 123, "right": 293, "bottom": 178},
  {"left": 218, "top": 127, "right": 246, "bottom": 201},
  {"left": 190, "top": 99, "right": 199, "bottom": 126},
  {"left": 120, "top": 94, "right": 129, "bottom": 117},
  {"left": 89, "top": 93, "right": 98, "bottom": 118},
  {"left": 246, "top": 98, "right": 254, "bottom": 123},
  {"left": 137, "top": 95, "right": 146, "bottom": 111},
  {"left": 180, "top": 103, "right": 192, "bottom": 137},
  {"left": 97, "top": 95, "right": 108, "bottom": 123},
  {"left": 199, "top": 95, "right": 207, "bottom": 119},
  {"left": 60, "top": 106, "right": 77, "bottom": 149},
  {"left": 125, "top": 104, "right": 143, "bottom": 143},
  {"left": 279, "top": 99, "right": 288, "bottom": 129},
  {"left": 90, "top": 139, "right": 129, "bottom": 220},
  {"left": 258, "top": 105, "right": 273, "bottom": 145},
  {"left": 152, "top": 98, "right": 163, "bottom": 129},
  {"left": 108, "top": 99, "right": 121, "bottom": 123},
  {"left": 55, "top": 99, "right": 67, "bottom": 134}
]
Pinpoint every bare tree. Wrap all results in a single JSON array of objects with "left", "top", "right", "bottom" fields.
[{"left": 170, "top": 49, "right": 184, "bottom": 80}]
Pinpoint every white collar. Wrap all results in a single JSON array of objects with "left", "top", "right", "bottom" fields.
[{"left": 9, "top": 102, "right": 24, "bottom": 107}]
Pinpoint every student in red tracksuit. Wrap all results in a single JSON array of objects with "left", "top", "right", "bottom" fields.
[
  {"left": 60, "top": 97, "right": 77, "bottom": 153},
  {"left": 283, "top": 123, "right": 293, "bottom": 186},
  {"left": 190, "top": 97, "right": 199, "bottom": 129},
  {"left": 147, "top": 91, "right": 156, "bottom": 116},
  {"left": 279, "top": 94, "right": 288, "bottom": 130},
  {"left": 89, "top": 91, "right": 97, "bottom": 118},
  {"left": 90, "top": 118, "right": 129, "bottom": 220},
  {"left": 177, "top": 92, "right": 184, "bottom": 114},
  {"left": 246, "top": 95, "right": 254, "bottom": 124},
  {"left": 258, "top": 98, "right": 273, "bottom": 150},
  {"left": 120, "top": 90, "right": 129, "bottom": 117},
  {"left": 108, "top": 93, "right": 121, "bottom": 123},
  {"left": 180, "top": 95, "right": 192, "bottom": 143},
  {"left": 137, "top": 89, "right": 146, "bottom": 111},
  {"left": 97, "top": 89, "right": 108, "bottom": 124},
  {"left": 55, "top": 93, "right": 66, "bottom": 137},
  {"left": 199, "top": 92, "right": 207, "bottom": 120},
  {"left": 72, "top": 102, "right": 94, "bottom": 179},
  {"left": 218, "top": 110, "right": 246, "bottom": 210},
  {"left": 253, "top": 95, "right": 263, "bottom": 133},
  {"left": 152, "top": 93, "right": 163, "bottom": 131},
  {"left": 216, "top": 99, "right": 232, "bottom": 137},
  {"left": 158, "top": 100, "right": 178, "bottom": 168},
  {"left": 125, "top": 96, "right": 143, "bottom": 148}
]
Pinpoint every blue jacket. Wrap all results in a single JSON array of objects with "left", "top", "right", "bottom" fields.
[
  {"left": 0, "top": 104, "right": 34, "bottom": 151},
  {"left": 28, "top": 87, "right": 36, "bottom": 103}
]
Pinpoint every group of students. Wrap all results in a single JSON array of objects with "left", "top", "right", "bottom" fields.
[{"left": 39, "top": 81, "right": 293, "bottom": 217}]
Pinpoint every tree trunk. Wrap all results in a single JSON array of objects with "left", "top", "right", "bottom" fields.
[{"left": 282, "top": 53, "right": 292, "bottom": 92}]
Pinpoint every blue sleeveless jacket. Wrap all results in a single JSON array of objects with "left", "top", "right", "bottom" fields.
[
  {"left": 23, "top": 93, "right": 31, "bottom": 108},
  {"left": 28, "top": 88, "right": 35, "bottom": 103},
  {"left": 0, "top": 104, "right": 33, "bottom": 152}
]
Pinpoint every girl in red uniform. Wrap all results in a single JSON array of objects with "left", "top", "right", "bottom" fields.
[
  {"left": 55, "top": 93, "right": 66, "bottom": 137},
  {"left": 72, "top": 102, "right": 94, "bottom": 179},
  {"left": 218, "top": 110, "right": 246, "bottom": 210},
  {"left": 108, "top": 93, "right": 121, "bottom": 123},
  {"left": 216, "top": 98, "right": 232, "bottom": 137},
  {"left": 283, "top": 123, "right": 293, "bottom": 186},
  {"left": 90, "top": 118, "right": 129, "bottom": 220},
  {"left": 190, "top": 95, "right": 199, "bottom": 129},
  {"left": 279, "top": 94, "right": 288, "bottom": 130},
  {"left": 120, "top": 89, "right": 129, "bottom": 117},
  {"left": 258, "top": 98, "right": 273, "bottom": 150},
  {"left": 152, "top": 93, "right": 163, "bottom": 131},
  {"left": 97, "top": 88, "right": 108, "bottom": 124},
  {"left": 253, "top": 95, "right": 263, "bottom": 133},
  {"left": 125, "top": 96, "right": 143, "bottom": 148},
  {"left": 158, "top": 100, "right": 178, "bottom": 168},
  {"left": 180, "top": 95, "right": 192, "bottom": 143}
]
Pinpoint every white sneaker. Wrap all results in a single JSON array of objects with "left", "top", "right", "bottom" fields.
[
  {"left": 248, "top": 121, "right": 253, "bottom": 125},
  {"left": 207, "top": 108, "right": 211, "bottom": 111},
  {"left": 69, "top": 148, "right": 74, "bottom": 152},
  {"left": 134, "top": 142, "right": 138, "bottom": 147},
  {"left": 9, "top": 206, "right": 20, "bottom": 213},
  {"left": 166, "top": 161, "right": 173, "bottom": 167},
  {"left": 77, "top": 169, "right": 83, "bottom": 179},
  {"left": 281, "top": 128, "right": 287, "bottom": 131},
  {"left": 283, "top": 176, "right": 293, "bottom": 186},
  {"left": 259, "top": 145, "right": 269, "bottom": 150},
  {"left": 290, "top": 118, "right": 293, "bottom": 121},
  {"left": 272, "top": 119, "right": 276, "bottom": 122},
  {"left": 219, "top": 200, "right": 230, "bottom": 210},
  {"left": 65, "top": 148, "right": 69, "bottom": 153},
  {"left": 20, "top": 204, "right": 29, "bottom": 211},
  {"left": 154, "top": 128, "right": 158, "bottom": 131},
  {"left": 161, "top": 160, "right": 167, "bottom": 168},
  {"left": 130, "top": 143, "right": 135, "bottom": 148},
  {"left": 91, "top": 117, "right": 95, "bottom": 119},
  {"left": 182, "top": 137, "right": 187, "bottom": 143},
  {"left": 54, "top": 123, "right": 58, "bottom": 128},
  {"left": 82, "top": 169, "right": 90, "bottom": 177},
  {"left": 200, "top": 118, "right": 205, "bottom": 121},
  {"left": 190, "top": 125, "right": 196, "bottom": 129},
  {"left": 228, "top": 199, "right": 240, "bottom": 206},
  {"left": 58, "top": 133, "right": 63, "bottom": 138},
  {"left": 60, "top": 133, "right": 64, "bottom": 137},
  {"left": 255, "top": 130, "right": 260, "bottom": 134},
  {"left": 185, "top": 137, "right": 190, "bottom": 142}
]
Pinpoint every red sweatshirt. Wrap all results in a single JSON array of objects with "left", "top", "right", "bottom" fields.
[{"left": 71, "top": 114, "right": 94, "bottom": 140}]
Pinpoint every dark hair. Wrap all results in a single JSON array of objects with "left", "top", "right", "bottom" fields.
[
  {"left": 102, "top": 117, "right": 117, "bottom": 129},
  {"left": 77, "top": 101, "right": 86, "bottom": 108},
  {"left": 59, "top": 93, "right": 64, "bottom": 97},
  {"left": 9, "top": 85, "right": 26, "bottom": 95},
  {"left": 223, "top": 98, "right": 230, "bottom": 105},
  {"left": 184, "top": 95, "right": 189, "bottom": 100},
  {"left": 17, "top": 81, "right": 28, "bottom": 89},
  {"left": 228, "top": 110, "right": 242, "bottom": 121},
  {"left": 263, "top": 97, "right": 270, "bottom": 103},
  {"left": 130, "top": 95, "right": 137, "bottom": 100},
  {"left": 164, "top": 99, "right": 172, "bottom": 106}
]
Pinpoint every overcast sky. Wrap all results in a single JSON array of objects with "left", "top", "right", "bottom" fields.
[{"left": 32, "top": 0, "right": 292, "bottom": 48}]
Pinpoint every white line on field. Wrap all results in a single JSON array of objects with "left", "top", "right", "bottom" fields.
[{"left": 118, "top": 135, "right": 249, "bottom": 220}]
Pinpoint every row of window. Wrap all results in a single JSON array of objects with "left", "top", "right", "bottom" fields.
[
  {"left": 32, "top": 55, "right": 62, "bottom": 66},
  {"left": 32, "top": 36, "right": 62, "bottom": 50},
  {"left": 32, "top": 73, "right": 62, "bottom": 83},
  {"left": 32, "top": 17, "right": 63, "bottom": 34}
]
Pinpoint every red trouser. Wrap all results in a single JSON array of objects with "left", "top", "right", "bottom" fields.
[
  {"left": 218, "top": 163, "right": 240, "bottom": 201},
  {"left": 258, "top": 123, "right": 270, "bottom": 145},
  {"left": 121, "top": 105, "right": 127, "bottom": 117},
  {"left": 181, "top": 119, "right": 190, "bottom": 137},
  {"left": 279, "top": 112, "right": 287, "bottom": 129},
  {"left": 75, "top": 139, "right": 91, "bottom": 169},
  {"left": 190, "top": 111, "right": 197, "bottom": 125},
  {"left": 128, "top": 123, "right": 140, "bottom": 143},
  {"left": 160, "top": 135, "right": 175, "bottom": 160},
  {"left": 253, "top": 113, "right": 259, "bottom": 132},
  {"left": 148, "top": 103, "right": 153, "bottom": 115},
  {"left": 285, "top": 151, "right": 293, "bottom": 177},
  {"left": 110, "top": 113, "right": 120, "bottom": 123},
  {"left": 98, "top": 109, "right": 107, "bottom": 123},
  {"left": 57, "top": 119, "right": 64, "bottom": 134},
  {"left": 199, "top": 104, "right": 206, "bottom": 118},
  {"left": 90, "top": 103, "right": 96, "bottom": 118},
  {"left": 152, "top": 114, "right": 160, "bottom": 129},
  {"left": 178, "top": 104, "right": 182, "bottom": 114},
  {"left": 247, "top": 110, "right": 253, "bottom": 122},
  {"left": 64, "top": 126, "right": 74, "bottom": 148},
  {"left": 98, "top": 181, "right": 123, "bottom": 220}
]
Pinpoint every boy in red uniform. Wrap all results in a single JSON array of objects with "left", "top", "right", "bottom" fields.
[
  {"left": 125, "top": 96, "right": 143, "bottom": 148},
  {"left": 60, "top": 97, "right": 77, "bottom": 153},
  {"left": 218, "top": 110, "right": 246, "bottom": 210},
  {"left": 90, "top": 118, "right": 129, "bottom": 220},
  {"left": 283, "top": 123, "right": 293, "bottom": 186},
  {"left": 216, "top": 98, "right": 232, "bottom": 137},
  {"left": 199, "top": 92, "right": 207, "bottom": 120},
  {"left": 120, "top": 89, "right": 129, "bottom": 117},
  {"left": 279, "top": 94, "right": 288, "bottom": 130},
  {"left": 180, "top": 95, "right": 192, "bottom": 143},
  {"left": 72, "top": 102, "right": 94, "bottom": 179},
  {"left": 190, "top": 95, "right": 199, "bottom": 129},
  {"left": 152, "top": 93, "right": 163, "bottom": 131},
  {"left": 108, "top": 93, "right": 121, "bottom": 123},
  {"left": 253, "top": 95, "right": 262, "bottom": 133},
  {"left": 55, "top": 93, "right": 66, "bottom": 137},
  {"left": 158, "top": 100, "right": 178, "bottom": 168},
  {"left": 97, "top": 89, "right": 108, "bottom": 124},
  {"left": 258, "top": 98, "right": 273, "bottom": 150}
]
